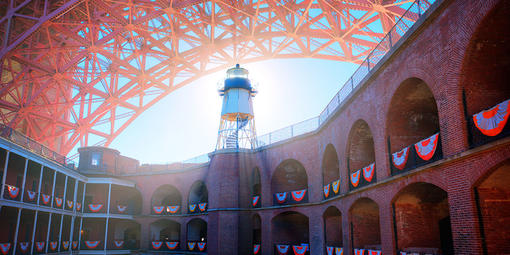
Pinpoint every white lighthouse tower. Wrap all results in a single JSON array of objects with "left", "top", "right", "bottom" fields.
[{"left": 216, "top": 64, "right": 258, "bottom": 150}]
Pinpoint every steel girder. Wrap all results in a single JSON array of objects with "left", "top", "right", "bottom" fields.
[{"left": 0, "top": 0, "right": 422, "bottom": 155}]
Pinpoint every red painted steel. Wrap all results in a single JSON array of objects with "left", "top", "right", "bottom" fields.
[{"left": 0, "top": 0, "right": 420, "bottom": 155}]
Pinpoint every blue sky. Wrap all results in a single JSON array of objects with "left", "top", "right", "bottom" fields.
[{"left": 108, "top": 59, "right": 358, "bottom": 164}]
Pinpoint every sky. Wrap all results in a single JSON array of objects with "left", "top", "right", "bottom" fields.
[{"left": 107, "top": 59, "right": 359, "bottom": 164}]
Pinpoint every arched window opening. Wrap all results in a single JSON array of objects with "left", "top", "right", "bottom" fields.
[
  {"left": 150, "top": 219, "right": 180, "bottom": 251},
  {"left": 109, "top": 219, "right": 140, "bottom": 250},
  {"left": 252, "top": 168, "right": 261, "bottom": 208},
  {"left": 323, "top": 206, "right": 343, "bottom": 253},
  {"left": 188, "top": 181, "right": 208, "bottom": 214},
  {"left": 347, "top": 120, "right": 376, "bottom": 190},
  {"left": 475, "top": 160, "right": 510, "bottom": 254},
  {"left": 151, "top": 185, "right": 182, "bottom": 215},
  {"left": 393, "top": 183, "right": 452, "bottom": 254},
  {"left": 462, "top": 1, "right": 510, "bottom": 146},
  {"left": 271, "top": 211, "right": 310, "bottom": 255},
  {"left": 350, "top": 198, "right": 381, "bottom": 253},
  {"left": 271, "top": 160, "right": 309, "bottom": 205},
  {"left": 112, "top": 185, "right": 143, "bottom": 215},
  {"left": 187, "top": 219, "right": 207, "bottom": 252},
  {"left": 387, "top": 78, "right": 442, "bottom": 174},
  {"left": 253, "top": 214, "right": 262, "bottom": 254},
  {"left": 322, "top": 144, "right": 341, "bottom": 199}
]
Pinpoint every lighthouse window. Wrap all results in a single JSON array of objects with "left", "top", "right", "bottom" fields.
[{"left": 91, "top": 152, "right": 101, "bottom": 166}]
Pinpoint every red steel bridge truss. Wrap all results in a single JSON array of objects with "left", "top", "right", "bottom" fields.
[{"left": 0, "top": 0, "right": 425, "bottom": 156}]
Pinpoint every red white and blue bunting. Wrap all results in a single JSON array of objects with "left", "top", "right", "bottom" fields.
[
  {"left": 323, "top": 183, "right": 331, "bottom": 198},
  {"left": 167, "top": 205, "right": 180, "bottom": 214},
  {"left": 88, "top": 203, "right": 103, "bottom": 213},
  {"left": 189, "top": 204, "right": 197, "bottom": 212},
  {"left": 188, "top": 242, "right": 196, "bottom": 251},
  {"left": 354, "top": 248, "right": 364, "bottom": 255},
  {"left": 291, "top": 189, "right": 307, "bottom": 202},
  {"left": 151, "top": 241, "right": 163, "bottom": 250},
  {"left": 62, "top": 241, "right": 69, "bottom": 250},
  {"left": 41, "top": 194, "right": 51, "bottom": 205},
  {"left": 49, "top": 241, "right": 58, "bottom": 251},
  {"left": 76, "top": 202, "right": 82, "bottom": 211},
  {"left": 35, "top": 242, "right": 45, "bottom": 252},
  {"left": 85, "top": 241, "right": 100, "bottom": 249},
  {"left": 327, "top": 246, "right": 343, "bottom": 255},
  {"left": 153, "top": 206, "right": 165, "bottom": 214},
  {"left": 6, "top": 185, "right": 19, "bottom": 199},
  {"left": 66, "top": 200, "right": 74, "bottom": 209},
  {"left": 335, "top": 247, "right": 344, "bottom": 255},
  {"left": 0, "top": 243, "right": 10, "bottom": 255},
  {"left": 19, "top": 242, "right": 29, "bottom": 253},
  {"left": 350, "top": 170, "right": 361, "bottom": 187},
  {"left": 414, "top": 133, "right": 439, "bottom": 161},
  {"left": 114, "top": 240, "right": 124, "bottom": 248},
  {"left": 166, "top": 241, "right": 178, "bottom": 250},
  {"left": 276, "top": 244, "right": 289, "bottom": 255},
  {"left": 473, "top": 99, "right": 510, "bottom": 136},
  {"left": 253, "top": 196, "right": 260, "bottom": 207},
  {"left": 275, "top": 192, "right": 288, "bottom": 204},
  {"left": 392, "top": 146, "right": 410, "bottom": 170},
  {"left": 198, "top": 203, "right": 207, "bottom": 212},
  {"left": 332, "top": 180, "right": 340, "bottom": 194},
  {"left": 55, "top": 197, "right": 63, "bottom": 207},
  {"left": 26, "top": 190, "right": 36, "bottom": 201},
  {"left": 72, "top": 241, "right": 78, "bottom": 249},
  {"left": 117, "top": 205, "right": 127, "bottom": 213},
  {"left": 254, "top": 244, "right": 261, "bottom": 254},
  {"left": 292, "top": 245, "right": 307, "bottom": 255},
  {"left": 368, "top": 250, "right": 381, "bottom": 255},
  {"left": 362, "top": 163, "right": 375, "bottom": 182},
  {"left": 327, "top": 246, "right": 334, "bottom": 255},
  {"left": 198, "top": 242, "right": 206, "bottom": 251}
]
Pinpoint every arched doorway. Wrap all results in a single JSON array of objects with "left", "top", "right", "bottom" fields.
[
  {"left": 350, "top": 198, "right": 381, "bottom": 252},
  {"left": 271, "top": 159, "right": 308, "bottom": 205},
  {"left": 393, "top": 182, "right": 452, "bottom": 254},
  {"left": 322, "top": 144, "right": 340, "bottom": 199},
  {"left": 188, "top": 181, "right": 208, "bottom": 213},
  {"left": 187, "top": 219, "right": 207, "bottom": 252},
  {"left": 151, "top": 185, "right": 182, "bottom": 215},
  {"left": 271, "top": 211, "right": 309, "bottom": 255},
  {"left": 347, "top": 120, "right": 376, "bottom": 189},
  {"left": 323, "top": 206, "right": 343, "bottom": 253},
  {"left": 252, "top": 167, "right": 261, "bottom": 207}
]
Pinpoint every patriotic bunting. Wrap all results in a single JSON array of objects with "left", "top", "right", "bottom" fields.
[
  {"left": 72, "top": 241, "right": 78, "bottom": 249},
  {"left": 363, "top": 163, "right": 375, "bottom": 182},
  {"left": 198, "top": 242, "right": 206, "bottom": 251},
  {"left": 335, "top": 247, "right": 344, "bottom": 255},
  {"left": 324, "top": 184, "right": 331, "bottom": 198},
  {"left": 332, "top": 180, "right": 340, "bottom": 194},
  {"left": 275, "top": 192, "right": 288, "bottom": 204},
  {"left": 253, "top": 196, "right": 260, "bottom": 207},
  {"left": 19, "top": 242, "right": 29, "bottom": 253},
  {"left": 114, "top": 240, "right": 124, "bottom": 248},
  {"left": 188, "top": 242, "right": 196, "bottom": 251},
  {"left": 414, "top": 133, "right": 439, "bottom": 161},
  {"left": 276, "top": 244, "right": 289, "bottom": 255},
  {"left": 354, "top": 248, "right": 364, "bottom": 255},
  {"left": 67, "top": 200, "right": 74, "bottom": 209},
  {"left": 254, "top": 244, "right": 261, "bottom": 254},
  {"left": 49, "top": 241, "right": 58, "bottom": 251},
  {"left": 167, "top": 205, "right": 180, "bottom": 214},
  {"left": 189, "top": 204, "right": 197, "bottom": 212},
  {"left": 76, "top": 202, "right": 82, "bottom": 211},
  {"left": 26, "top": 190, "right": 36, "bottom": 201},
  {"left": 291, "top": 189, "right": 307, "bottom": 202},
  {"left": 88, "top": 203, "right": 103, "bottom": 212},
  {"left": 85, "top": 241, "right": 100, "bottom": 249},
  {"left": 36, "top": 242, "right": 45, "bottom": 252},
  {"left": 350, "top": 170, "right": 361, "bottom": 187},
  {"left": 368, "top": 250, "right": 381, "bottom": 255},
  {"left": 153, "top": 206, "right": 165, "bottom": 214},
  {"left": 55, "top": 197, "right": 63, "bottom": 207},
  {"left": 292, "top": 245, "right": 307, "bottom": 255},
  {"left": 0, "top": 243, "right": 10, "bottom": 255},
  {"left": 117, "top": 205, "right": 127, "bottom": 213},
  {"left": 327, "top": 246, "right": 334, "bottom": 255},
  {"left": 198, "top": 203, "right": 207, "bottom": 212},
  {"left": 6, "top": 185, "right": 19, "bottom": 199},
  {"left": 473, "top": 99, "right": 510, "bottom": 136},
  {"left": 151, "top": 241, "right": 163, "bottom": 250},
  {"left": 392, "top": 147, "right": 410, "bottom": 170},
  {"left": 41, "top": 194, "right": 51, "bottom": 205},
  {"left": 62, "top": 241, "right": 69, "bottom": 250},
  {"left": 166, "top": 241, "right": 178, "bottom": 250}
]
